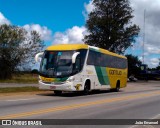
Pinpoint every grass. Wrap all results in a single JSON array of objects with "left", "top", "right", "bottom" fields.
[
  {"left": 0, "top": 86, "right": 41, "bottom": 93},
  {"left": 0, "top": 74, "right": 38, "bottom": 84}
]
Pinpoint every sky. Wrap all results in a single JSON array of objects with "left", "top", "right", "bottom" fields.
[{"left": 0, "top": 0, "right": 160, "bottom": 68}]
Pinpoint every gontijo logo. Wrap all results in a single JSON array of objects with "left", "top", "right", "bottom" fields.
[{"left": 109, "top": 70, "right": 122, "bottom": 75}]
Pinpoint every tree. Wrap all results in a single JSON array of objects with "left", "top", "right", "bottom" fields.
[
  {"left": 0, "top": 24, "right": 44, "bottom": 79},
  {"left": 84, "top": 0, "right": 140, "bottom": 54},
  {"left": 31, "top": 69, "right": 39, "bottom": 74},
  {"left": 125, "top": 54, "right": 142, "bottom": 77},
  {"left": 156, "top": 66, "right": 160, "bottom": 71}
]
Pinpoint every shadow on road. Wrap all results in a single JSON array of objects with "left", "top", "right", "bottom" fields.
[{"left": 37, "top": 90, "right": 122, "bottom": 97}]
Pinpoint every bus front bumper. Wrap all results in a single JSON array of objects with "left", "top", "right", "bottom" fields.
[{"left": 39, "top": 80, "right": 75, "bottom": 91}]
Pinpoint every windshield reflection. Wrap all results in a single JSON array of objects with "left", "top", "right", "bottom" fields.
[
  {"left": 40, "top": 51, "right": 74, "bottom": 78},
  {"left": 39, "top": 49, "right": 87, "bottom": 78}
]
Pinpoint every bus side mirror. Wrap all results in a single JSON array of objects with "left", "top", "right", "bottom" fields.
[
  {"left": 72, "top": 52, "right": 80, "bottom": 64},
  {"left": 35, "top": 52, "right": 44, "bottom": 62}
]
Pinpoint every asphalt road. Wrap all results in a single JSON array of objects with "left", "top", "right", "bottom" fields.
[
  {"left": 0, "top": 83, "right": 38, "bottom": 88},
  {"left": 0, "top": 81, "right": 160, "bottom": 128}
]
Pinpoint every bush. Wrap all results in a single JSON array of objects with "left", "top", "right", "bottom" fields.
[{"left": 31, "top": 69, "right": 39, "bottom": 74}]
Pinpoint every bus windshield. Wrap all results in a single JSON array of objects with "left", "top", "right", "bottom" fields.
[{"left": 39, "top": 50, "right": 87, "bottom": 78}]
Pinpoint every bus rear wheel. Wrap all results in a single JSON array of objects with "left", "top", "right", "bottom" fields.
[
  {"left": 115, "top": 81, "right": 120, "bottom": 92},
  {"left": 54, "top": 90, "right": 62, "bottom": 95},
  {"left": 111, "top": 81, "right": 120, "bottom": 92}
]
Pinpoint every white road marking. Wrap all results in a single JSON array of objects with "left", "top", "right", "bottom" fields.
[
  {"left": 151, "top": 113, "right": 160, "bottom": 119},
  {"left": 130, "top": 125, "right": 155, "bottom": 128},
  {"left": 6, "top": 98, "right": 35, "bottom": 102},
  {"left": 129, "top": 125, "right": 136, "bottom": 128}
]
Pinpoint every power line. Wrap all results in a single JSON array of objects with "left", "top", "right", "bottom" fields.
[{"left": 143, "top": 9, "right": 146, "bottom": 64}]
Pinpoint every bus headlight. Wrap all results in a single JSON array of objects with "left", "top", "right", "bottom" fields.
[{"left": 67, "top": 76, "right": 75, "bottom": 82}]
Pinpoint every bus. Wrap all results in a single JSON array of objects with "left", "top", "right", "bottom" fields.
[{"left": 35, "top": 44, "right": 128, "bottom": 95}]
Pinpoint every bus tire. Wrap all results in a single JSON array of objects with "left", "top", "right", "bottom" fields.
[
  {"left": 115, "top": 81, "right": 120, "bottom": 92},
  {"left": 54, "top": 90, "right": 62, "bottom": 95},
  {"left": 83, "top": 80, "right": 90, "bottom": 95},
  {"left": 110, "top": 81, "right": 120, "bottom": 92}
]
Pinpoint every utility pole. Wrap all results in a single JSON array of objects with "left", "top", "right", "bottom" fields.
[{"left": 143, "top": 9, "right": 146, "bottom": 64}]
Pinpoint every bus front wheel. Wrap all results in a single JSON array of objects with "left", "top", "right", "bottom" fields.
[{"left": 83, "top": 80, "right": 90, "bottom": 95}]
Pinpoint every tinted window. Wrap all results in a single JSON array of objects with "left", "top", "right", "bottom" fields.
[{"left": 87, "top": 50, "right": 127, "bottom": 69}]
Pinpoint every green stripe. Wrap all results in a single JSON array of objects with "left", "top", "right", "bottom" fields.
[
  {"left": 95, "top": 66, "right": 109, "bottom": 85},
  {"left": 101, "top": 67, "right": 110, "bottom": 85}
]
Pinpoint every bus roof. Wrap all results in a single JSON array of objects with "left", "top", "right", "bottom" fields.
[
  {"left": 89, "top": 46, "right": 127, "bottom": 59},
  {"left": 46, "top": 44, "right": 126, "bottom": 59},
  {"left": 47, "top": 44, "right": 88, "bottom": 51},
  {"left": 101, "top": 48, "right": 127, "bottom": 59}
]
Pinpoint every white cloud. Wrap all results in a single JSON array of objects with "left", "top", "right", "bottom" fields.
[
  {"left": 145, "top": 44, "right": 160, "bottom": 54},
  {"left": 0, "top": 12, "right": 10, "bottom": 25},
  {"left": 83, "top": 0, "right": 95, "bottom": 20},
  {"left": 23, "top": 24, "right": 52, "bottom": 41},
  {"left": 84, "top": 0, "right": 94, "bottom": 14},
  {"left": 130, "top": 0, "right": 160, "bottom": 67},
  {"left": 150, "top": 58, "right": 159, "bottom": 67},
  {"left": 139, "top": 57, "right": 159, "bottom": 68},
  {"left": 0, "top": 12, "right": 52, "bottom": 42},
  {"left": 52, "top": 26, "right": 88, "bottom": 44}
]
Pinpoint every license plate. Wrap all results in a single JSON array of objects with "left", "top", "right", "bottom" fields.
[{"left": 50, "top": 86, "right": 56, "bottom": 90}]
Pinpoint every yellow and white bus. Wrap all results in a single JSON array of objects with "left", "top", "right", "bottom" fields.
[{"left": 35, "top": 44, "right": 127, "bottom": 95}]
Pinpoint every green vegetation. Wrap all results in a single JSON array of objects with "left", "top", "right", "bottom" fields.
[
  {"left": 125, "top": 54, "right": 142, "bottom": 77},
  {"left": 0, "top": 74, "right": 38, "bottom": 83},
  {"left": 149, "top": 66, "right": 160, "bottom": 71},
  {"left": 84, "top": 0, "right": 140, "bottom": 54},
  {"left": 0, "top": 86, "right": 41, "bottom": 93},
  {"left": 156, "top": 66, "right": 160, "bottom": 70},
  {"left": 0, "top": 24, "right": 44, "bottom": 80}
]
